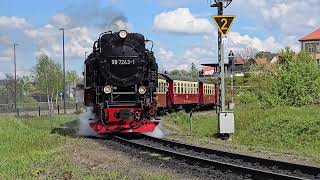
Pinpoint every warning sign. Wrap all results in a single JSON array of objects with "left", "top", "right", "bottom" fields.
[{"left": 211, "top": 15, "right": 236, "bottom": 35}]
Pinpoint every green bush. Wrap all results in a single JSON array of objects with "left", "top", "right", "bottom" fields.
[
  {"left": 272, "top": 51, "right": 320, "bottom": 106},
  {"left": 239, "top": 92, "right": 258, "bottom": 104}
]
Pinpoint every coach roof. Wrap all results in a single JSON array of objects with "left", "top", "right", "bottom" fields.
[{"left": 159, "top": 73, "right": 199, "bottom": 82}]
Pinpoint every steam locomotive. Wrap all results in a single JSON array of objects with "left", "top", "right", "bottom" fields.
[
  {"left": 84, "top": 30, "right": 159, "bottom": 133},
  {"left": 83, "top": 30, "right": 218, "bottom": 134}
]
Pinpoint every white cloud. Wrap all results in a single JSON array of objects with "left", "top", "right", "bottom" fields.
[
  {"left": 24, "top": 16, "right": 95, "bottom": 60},
  {"left": 50, "top": 14, "right": 72, "bottom": 27},
  {"left": 0, "top": 48, "right": 13, "bottom": 62},
  {"left": 157, "top": 47, "right": 179, "bottom": 70},
  {"left": 0, "top": 35, "right": 11, "bottom": 46},
  {"left": 0, "top": 16, "right": 31, "bottom": 29},
  {"left": 228, "top": 32, "right": 282, "bottom": 52},
  {"left": 230, "top": 0, "right": 320, "bottom": 35},
  {"left": 16, "top": 68, "right": 32, "bottom": 78},
  {"left": 153, "top": 8, "right": 214, "bottom": 35}
]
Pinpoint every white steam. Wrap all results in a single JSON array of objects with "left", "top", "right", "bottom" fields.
[
  {"left": 143, "top": 123, "right": 165, "bottom": 138},
  {"left": 78, "top": 107, "right": 98, "bottom": 137}
]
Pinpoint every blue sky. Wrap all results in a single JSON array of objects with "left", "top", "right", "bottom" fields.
[{"left": 0, "top": 0, "right": 319, "bottom": 78}]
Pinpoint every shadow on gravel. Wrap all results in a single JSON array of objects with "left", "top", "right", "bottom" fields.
[
  {"left": 51, "top": 120, "right": 79, "bottom": 137},
  {"left": 50, "top": 120, "right": 115, "bottom": 140}
]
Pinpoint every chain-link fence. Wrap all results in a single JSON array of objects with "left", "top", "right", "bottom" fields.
[{"left": 0, "top": 101, "right": 84, "bottom": 116}]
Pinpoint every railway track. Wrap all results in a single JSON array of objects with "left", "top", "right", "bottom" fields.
[{"left": 113, "top": 135, "right": 320, "bottom": 180}]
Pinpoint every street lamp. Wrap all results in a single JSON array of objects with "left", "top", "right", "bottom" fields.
[
  {"left": 13, "top": 43, "right": 19, "bottom": 110},
  {"left": 59, "top": 28, "right": 66, "bottom": 114}
]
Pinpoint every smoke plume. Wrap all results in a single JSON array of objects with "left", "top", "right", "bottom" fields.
[
  {"left": 65, "top": 0, "right": 129, "bottom": 31},
  {"left": 78, "top": 107, "right": 98, "bottom": 137},
  {"left": 143, "top": 123, "right": 166, "bottom": 138}
]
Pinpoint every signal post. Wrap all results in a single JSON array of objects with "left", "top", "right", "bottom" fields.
[{"left": 209, "top": 0, "right": 236, "bottom": 140}]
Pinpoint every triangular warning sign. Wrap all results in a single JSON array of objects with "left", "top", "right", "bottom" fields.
[
  {"left": 228, "top": 50, "right": 234, "bottom": 57},
  {"left": 211, "top": 15, "right": 236, "bottom": 35}
]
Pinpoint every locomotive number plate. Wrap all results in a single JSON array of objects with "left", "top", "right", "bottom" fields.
[{"left": 111, "top": 59, "right": 135, "bottom": 65}]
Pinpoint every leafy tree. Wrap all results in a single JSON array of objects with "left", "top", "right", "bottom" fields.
[
  {"left": 190, "top": 62, "right": 198, "bottom": 77},
  {"left": 277, "top": 47, "right": 295, "bottom": 67},
  {"left": 32, "top": 54, "right": 63, "bottom": 115},
  {"left": 66, "top": 70, "right": 79, "bottom": 82},
  {"left": 170, "top": 63, "right": 199, "bottom": 77},
  {"left": 66, "top": 70, "right": 79, "bottom": 100},
  {"left": 0, "top": 74, "right": 14, "bottom": 104}
]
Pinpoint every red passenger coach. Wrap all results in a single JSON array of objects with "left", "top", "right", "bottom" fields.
[
  {"left": 156, "top": 74, "right": 167, "bottom": 109},
  {"left": 160, "top": 74, "right": 200, "bottom": 110},
  {"left": 199, "top": 80, "right": 218, "bottom": 106}
]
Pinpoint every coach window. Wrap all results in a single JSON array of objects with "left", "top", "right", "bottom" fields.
[
  {"left": 191, "top": 84, "right": 194, "bottom": 94},
  {"left": 185, "top": 83, "right": 188, "bottom": 94}
]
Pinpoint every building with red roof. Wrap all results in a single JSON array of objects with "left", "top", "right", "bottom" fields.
[{"left": 299, "top": 28, "right": 320, "bottom": 64}]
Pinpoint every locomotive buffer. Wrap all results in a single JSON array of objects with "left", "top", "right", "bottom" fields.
[{"left": 210, "top": 0, "right": 235, "bottom": 140}]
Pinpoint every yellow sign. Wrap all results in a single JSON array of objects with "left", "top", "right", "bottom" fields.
[{"left": 211, "top": 15, "right": 236, "bottom": 35}]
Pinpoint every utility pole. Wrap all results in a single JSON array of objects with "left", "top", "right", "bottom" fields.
[
  {"left": 13, "top": 43, "right": 19, "bottom": 110},
  {"left": 59, "top": 28, "right": 66, "bottom": 114}
]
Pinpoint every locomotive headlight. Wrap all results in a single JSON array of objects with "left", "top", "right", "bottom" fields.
[
  {"left": 119, "top": 30, "right": 127, "bottom": 39},
  {"left": 103, "top": 85, "right": 112, "bottom": 94},
  {"left": 138, "top": 86, "right": 146, "bottom": 95}
]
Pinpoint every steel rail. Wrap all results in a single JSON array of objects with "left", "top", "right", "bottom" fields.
[
  {"left": 141, "top": 135, "right": 320, "bottom": 179},
  {"left": 113, "top": 136, "right": 311, "bottom": 180}
]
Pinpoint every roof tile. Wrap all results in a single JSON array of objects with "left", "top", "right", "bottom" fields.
[{"left": 299, "top": 28, "right": 320, "bottom": 41}]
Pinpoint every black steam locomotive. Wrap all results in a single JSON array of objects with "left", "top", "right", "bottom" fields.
[{"left": 84, "top": 30, "right": 159, "bottom": 133}]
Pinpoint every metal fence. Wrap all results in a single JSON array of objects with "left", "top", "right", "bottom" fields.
[{"left": 0, "top": 101, "right": 84, "bottom": 116}]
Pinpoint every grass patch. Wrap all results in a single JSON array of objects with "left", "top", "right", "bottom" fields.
[
  {"left": 234, "top": 105, "right": 320, "bottom": 159},
  {"left": 0, "top": 115, "right": 178, "bottom": 179},
  {"left": 0, "top": 115, "right": 77, "bottom": 179},
  {"left": 163, "top": 111, "right": 218, "bottom": 138},
  {"left": 162, "top": 105, "right": 320, "bottom": 160}
]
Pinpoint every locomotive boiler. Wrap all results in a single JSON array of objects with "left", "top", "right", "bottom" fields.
[{"left": 84, "top": 30, "right": 159, "bottom": 133}]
